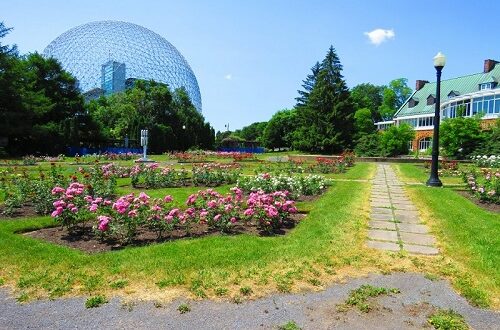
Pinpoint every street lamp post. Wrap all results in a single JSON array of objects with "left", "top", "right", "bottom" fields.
[{"left": 426, "top": 52, "right": 446, "bottom": 187}]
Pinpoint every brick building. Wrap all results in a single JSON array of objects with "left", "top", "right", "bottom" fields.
[{"left": 376, "top": 59, "right": 500, "bottom": 151}]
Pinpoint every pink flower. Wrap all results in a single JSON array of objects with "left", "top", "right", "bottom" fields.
[
  {"left": 128, "top": 209, "right": 138, "bottom": 217},
  {"left": 168, "top": 208, "right": 180, "bottom": 217},
  {"left": 187, "top": 194, "right": 197, "bottom": 205},
  {"left": 51, "top": 186, "right": 65, "bottom": 195},
  {"left": 207, "top": 200, "right": 217, "bottom": 208},
  {"left": 165, "top": 215, "right": 174, "bottom": 222},
  {"left": 89, "top": 204, "right": 98, "bottom": 212},
  {"left": 164, "top": 195, "right": 173, "bottom": 203},
  {"left": 51, "top": 206, "right": 64, "bottom": 217},
  {"left": 139, "top": 192, "right": 150, "bottom": 202},
  {"left": 70, "top": 207, "right": 78, "bottom": 213},
  {"left": 243, "top": 208, "right": 254, "bottom": 216},
  {"left": 265, "top": 206, "right": 279, "bottom": 218},
  {"left": 97, "top": 215, "right": 110, "bottom": 231},
  {"left": 230, "top": 217, "right": 237, "bottom": 223},
  {"left": 151, "top": 205, "right": 162, "bottom": 212},
  {"left": 214, "top": 214, "right": 222, "bottom": 222},
  {"left": 199, "top": 210, "right": 208, "bottom": 218}
]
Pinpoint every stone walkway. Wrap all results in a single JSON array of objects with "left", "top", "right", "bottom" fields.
[{"left": 367, "top": 164, "right": 439, "bottom": 255}]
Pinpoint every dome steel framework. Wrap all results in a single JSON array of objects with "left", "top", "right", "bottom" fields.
[{"left": 43, "top": 20, "right": 202, "bottom": 112}]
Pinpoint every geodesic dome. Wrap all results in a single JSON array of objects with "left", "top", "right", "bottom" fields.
[{"left": 43, "top": 20, "right": 202, "bottom": 112}]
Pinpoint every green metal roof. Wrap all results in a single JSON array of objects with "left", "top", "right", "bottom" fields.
[{"left": 394, "top": 63, "right": 500, "bottom": 118}]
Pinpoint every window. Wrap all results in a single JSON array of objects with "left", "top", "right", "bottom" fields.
[
  {"left": 419, "top": 137, "right": 432, "bottom": 151},
  {"left": 427, "top": 95, "right": 435, "bottom": 105},
  {"left": 480, "top": 83, "right": 492, "bottom": 90}
]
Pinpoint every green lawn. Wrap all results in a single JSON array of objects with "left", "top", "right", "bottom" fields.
[
  {"left": 406, "top": 185, "right": 499, "bottom": 307},
  {"left": 0, "top": 179, "right": 376, "bottom": 301},
  {"left": 393, "top": 163, "right": 464, "bottom": 185},
  {"left": 0, "top": 160, "right": 498, "bottom": 309}
]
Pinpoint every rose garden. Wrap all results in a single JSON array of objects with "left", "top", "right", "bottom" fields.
[{"left": 1, "top": 16, "right": 499, "bottom": 329}]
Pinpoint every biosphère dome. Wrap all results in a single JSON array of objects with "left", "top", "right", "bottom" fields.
[{"left": 43, "top": 20, "right": 202, "bottom": 112}]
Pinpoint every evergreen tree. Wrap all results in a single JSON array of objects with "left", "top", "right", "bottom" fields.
[
  {"left": 293, "top": 46, "right": 354, "bottom": 153},
  {"left": 295, "top": 61, "right": 321, "bottom": 107}
]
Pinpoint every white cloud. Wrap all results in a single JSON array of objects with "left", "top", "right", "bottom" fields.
[
  {"left": 224, "top": 74, "right": 232, "bottom": 80},
  {"left": 364, "top": 28, "right": 395, "bottom": 46}
]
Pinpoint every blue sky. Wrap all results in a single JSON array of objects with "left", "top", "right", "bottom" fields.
[{"left": 2, "top": 0, "right": 499, "bottom": 131}]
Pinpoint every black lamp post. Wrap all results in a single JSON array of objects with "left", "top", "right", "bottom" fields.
[{"left": 426, "top": 52, "right": 446, "bottom": 187}]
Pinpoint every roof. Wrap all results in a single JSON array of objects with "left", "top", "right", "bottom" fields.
[{"left": 394, "top": 62, "right": 500, "bottom": 118}]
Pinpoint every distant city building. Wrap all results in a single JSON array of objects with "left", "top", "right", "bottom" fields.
[
  {"left": 376, "top": 59, "right": 500, "bottom": 151},
  {"left": 83, "top": 87, "right": 104, "bottom": 103},
  {"left": 43, "top": 20, "right": 202, "bottom": 112},
  {"left": 101, "top": 60, "right": 126, "bottom": 95}
]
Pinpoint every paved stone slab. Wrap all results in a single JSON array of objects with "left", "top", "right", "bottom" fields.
[
  {"left": 400, "top": 232, "right": 436, "bottom": 246},
  {"left": 370, "top": 213, "right": 393, "bottom": 221},
  {"left": 369, "top": 221, "right": 397, "bottom": 230},
  {"left": 398, "top": 223, "right": 429, "bottom": 234},
  {"left": 371, "top": 207, "right": 392, "bottom": 214},
  {"left": 404, "top": 244, "right": 439, "bottom": 255},
  {"left": 371, "top": 202, "right": 392, "bottom": 208},
  {"left": 392, "top": 204, "right": 418, "bottom": 211},
  {"left": 368, "top": 229, "right": 399, "bottom": 242},
  {"left": 366, "top": 240, "right": 400, "bottom": 251},
  {"left": 366, "top": 164, "right": 439, "bottom": 255},
  {"left": 394, "top": 210, "right": 419, "bottom": 217}
]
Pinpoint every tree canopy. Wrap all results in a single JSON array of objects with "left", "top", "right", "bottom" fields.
[{"left": 292, "top": 46, "right": 354, "bottom": 153}]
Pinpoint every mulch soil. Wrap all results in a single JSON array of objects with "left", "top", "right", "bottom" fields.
[
  {"left": 455, "top": 189, "right": 500, "bottom": 213},
  {"left": 22, "top": 213, "right": 306, "bottom": 254},
  {"left": 0, "top": 203, "right": 40, "bottom": 220}
]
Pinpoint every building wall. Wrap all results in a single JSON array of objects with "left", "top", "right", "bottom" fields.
[{"left": 413, "top": 130, "right": 433, "bottom": 151}]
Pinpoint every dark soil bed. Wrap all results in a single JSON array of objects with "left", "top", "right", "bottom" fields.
[
  {"left": 0, "top": 203, "right": 41, "bottom": 220},
  {"left": 455, "top": 189, "right": 500, "bottom": 213},
  {"left": 22, "top": 213, "right": 306, "bottom": 253}
]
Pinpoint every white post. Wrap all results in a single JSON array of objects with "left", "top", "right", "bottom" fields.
[{"left": 140, "top": 129, "right": 148, "bottom": 161}]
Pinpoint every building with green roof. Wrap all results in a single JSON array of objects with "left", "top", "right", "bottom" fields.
[{"left": 376, "top": 59, "right": 500, "bottom": 151}]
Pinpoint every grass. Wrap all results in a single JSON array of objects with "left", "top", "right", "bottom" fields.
[
  {"left": 403, "top": 177, "right": 499, "bottom": 308},
  {"left": 279, "top": 321, "right": 301, "bottom": 330},
  {"left": 85, "top": 295, "right": 107, "bottom": 308},
  {"left": 428, "top": 309, "right": 469, "bottom": 330},
  {"left": 177, "top": 303, "right": 191, "bottom": 314},
  {"left": 0, "top": 167, "right": 376, "bottom": 301},
  {"left": 393, "top": 163, "right": 463, "bottom": 185},
  {"left": 1, "top": 160, "right": 498, "bottom": 311},
  {"left": 339, "top": 284, "right": 400, "bottom": 312}
]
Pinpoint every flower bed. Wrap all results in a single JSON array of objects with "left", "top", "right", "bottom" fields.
[
  {"left": 191, "top": 163, "right": 241, "bottom": 186},
  {"left": 0, "top": 163, "right": 117, "bottom": 216},
  {"left": 130, "top": 163, "right": 189, "bottom": 188},
  {"left": 463, "top": 168, "right": 499, "bottom": 204},
  {"left": 237, "top": 173, "right": 330, "bottom": 199},
  {"left": 471, "top": 155, "right": 500, "bottom": 168},
  {"left": 130, "top": 163, "right": 241, "bottom": 188},
  {"left": 49, "top": 186, "right": 301, "bottom": 246}
]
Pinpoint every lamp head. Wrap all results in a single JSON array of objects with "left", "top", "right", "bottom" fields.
[{"left": 433, "top": 52, "right": 446, "bottom": 69}]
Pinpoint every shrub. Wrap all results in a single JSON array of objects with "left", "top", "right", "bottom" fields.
[
  {"left": 440, "top": 116, "right": 484, "bottom": 159},
  {"left": 191, "top": 163, "right": 241, "bottom": 186},
  {"left": 237, "top": 173, "right": 329, "bottom": 199},
  {"left": 379, "top": 123, "right": 415, "bottom": 157}
]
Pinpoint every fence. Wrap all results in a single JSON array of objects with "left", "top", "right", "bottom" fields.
[{"left": 67, "top": 147, "right": 142, "bottom": 156}]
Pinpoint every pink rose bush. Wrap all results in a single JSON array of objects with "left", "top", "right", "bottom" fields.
[
  {"left": 130, "top": 163, "right": 189, "bottom": 188},
  {"left": 463, "top": 168, "right": 499, "bottom": 204},
  {"left": 244, "top": 190, "right": 298, "bottom": 234},
  {"left": 50, "top": 182, "right": 91, "bottom": 231},
  {"left": 51, "top": 185, "right": 300, "bottom": 244}
]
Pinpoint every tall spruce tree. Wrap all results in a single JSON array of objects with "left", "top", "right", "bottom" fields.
[
  {"left": 293, "top": 46, "right": 354, "bottom": 153},
  {"left": 295, "top": 61, "right": 321, "bottom": 107}
]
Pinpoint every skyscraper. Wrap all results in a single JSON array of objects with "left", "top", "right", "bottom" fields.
[{"left": 101, "top": 60, "right": 126, "bottom": 95}]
